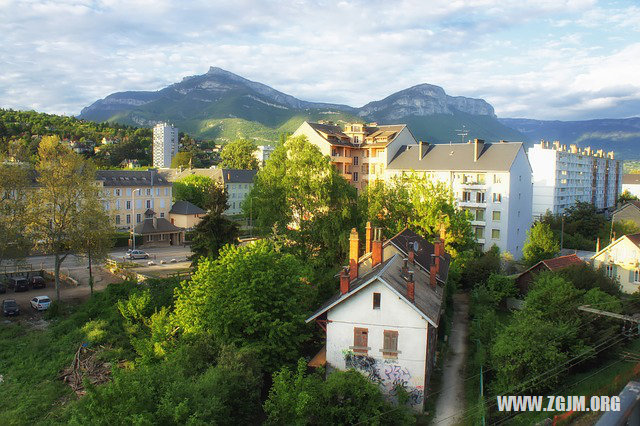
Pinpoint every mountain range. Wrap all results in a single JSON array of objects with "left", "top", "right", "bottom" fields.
[{"left": 79, "top": 67, "right": 640, "bottom": 159}]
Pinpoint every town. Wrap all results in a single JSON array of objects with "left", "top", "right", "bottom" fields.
[{"left": 2, "top": 108, "right": 640, "bottom": 424}]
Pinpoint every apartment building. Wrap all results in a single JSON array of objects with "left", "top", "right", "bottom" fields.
[
  {"left": 293, "top": 121, "right": 416, "bottom": 191},
  {"left": 253, "top": 145, "right": 276, "bottom": 167},
  {"left": 211, "top": 169, "right": 257, "bottom": 216},
  {"left": 152, "top": 122, "right": 179, "bottom": 168},
  {"left": 96, "top": 169, "right": 173, "bottom": 230},
  {"left": 386, "top": 139, "right": 533, "bottom": 258},
  {"left": 528, "top": 141, "right": 622, "bottom": 217}
]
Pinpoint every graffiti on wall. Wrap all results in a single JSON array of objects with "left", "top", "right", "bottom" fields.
[{"left": 343, "top": 351, "right": 424, "bottom": 406}]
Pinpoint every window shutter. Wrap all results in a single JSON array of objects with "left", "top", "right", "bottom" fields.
[
  {"left": 630, "top": 269, "right": 635, "bottom": 282},
  {"left": 613, "top": 265, "right": 618, "bottom": 277}
]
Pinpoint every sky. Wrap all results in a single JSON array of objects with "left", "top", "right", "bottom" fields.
[{"left": 1, "top": 0, "right": 639, "bottom": 120}]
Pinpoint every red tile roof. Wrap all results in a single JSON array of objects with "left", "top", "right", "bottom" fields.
[{"left": 541, "top": 254, "right": 583, "bottom": 271}]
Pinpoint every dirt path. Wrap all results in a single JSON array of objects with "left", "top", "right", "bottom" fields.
[{"left": 432, "top": 293, "right": 470, "bottom": 425}]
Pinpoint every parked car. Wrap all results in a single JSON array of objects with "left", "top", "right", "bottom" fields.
[
  {"left": 8, "top": 276, "right": 29, "bottom": 292},
  {"left": 30, "top": 296, "right": 51, "bottom": 311},
  {"left": 30, "top": 275, "right": 46, "bottom": 289},
  {"left": 3, "top": 299, "right": 20, "bottom": 316},
  {"left": 126, "top": 250, "right": 149, "bottom": 260}
]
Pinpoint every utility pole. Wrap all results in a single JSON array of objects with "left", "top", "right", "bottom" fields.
[{"left": 560, "top": 214, "right": 565, "bottom": 250}]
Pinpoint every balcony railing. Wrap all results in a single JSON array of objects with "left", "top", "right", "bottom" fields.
[{"left": 331, "top": 155, "right": 353, "bottom": 164}]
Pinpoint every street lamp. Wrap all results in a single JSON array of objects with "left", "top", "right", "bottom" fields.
[{"left": 130, "top": 188, "right": 142, "bottom": 251}]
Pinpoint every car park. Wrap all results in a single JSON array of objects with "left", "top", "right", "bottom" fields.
[
  {"left": 8, "top": 276, "right": 29, "bottom": 292},
  {"left": 31, "top": 296, "right": 51, "bottom": 311},
  {"left": 2, "top": 299, "right": 20, "bottom": 316},
  {"left": 126, "top": 250, "right": 150, "bottom": 260},
  {"left": 30, "top": 275, "right": 46, "bottom": 289}
]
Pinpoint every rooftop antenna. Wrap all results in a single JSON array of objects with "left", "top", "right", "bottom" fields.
[{"left": 455, "top": 125, "right": 468, "bottom": 145}]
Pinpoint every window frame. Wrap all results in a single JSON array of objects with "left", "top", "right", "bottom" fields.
[
  {"left": 373, "top": 292, "right": 381, "bottom": 309},
  {"left": 381, "top": 330, "right": 399, "bottom": 358},
  {"left": 351, "top": 327, "right": 369, "bottom": 354}
]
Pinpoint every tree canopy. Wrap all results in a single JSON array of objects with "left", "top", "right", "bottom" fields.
[
  {"left": 173, "top": 174, "right": 215, "bottom": 209},
  {"left": 219, "top": 138, "right": 259, "bottom": 170},
  {"left": 0, "top": 161, "right": 30, "bottom": 266},
  {"left": 170, "top": 151, "right": 193, "bottom": 169},
  {"left": 246, "top": 135, "right": 359, "bottom": 265},
  {"left": 522, "top": 222, "right": 560, "bottom": 266}
]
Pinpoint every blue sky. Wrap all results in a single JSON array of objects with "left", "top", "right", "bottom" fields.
[{"left": 1, "top": 0, "right": 638, "bottom": 120}]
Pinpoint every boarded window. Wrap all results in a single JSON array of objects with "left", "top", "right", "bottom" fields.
[
  {"left": 353, "top": 328, "right": 368, "bottom": 354},
  {"left": 373, "top": 293, "right": 381, "bottom": 309},
  {"left": 382, "top": 330, "right": 398, "bottom": 357}
]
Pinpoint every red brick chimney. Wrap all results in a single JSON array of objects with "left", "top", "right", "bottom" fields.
[
  {"left": 349, "top": 228, "right": 359, "bottom": 281},
  {"left": 407, "top": 271, "right": 415, "bottom": 302},
  {"left": 371, "top": 228, "right": 383, "bottom": 267},
  {"left": 408, "top": 247, "right": 415, "bottom": 265},
  {"left": 402, "top": 258, "right": 409, "bottom": 276},
  {"left": 340, "top": 267, "right": 349, "bottom": 295},
  {"left": 365, "top": 221, "right": 373, "bottom": 254},
  {"left": 430, "top": 264, "right": 437, "bottom": 289},
  {"left": 434, "top": 240, "right": 443, "bottom": 271}
]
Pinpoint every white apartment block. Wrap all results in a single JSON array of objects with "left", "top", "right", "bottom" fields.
[
  {"left": 152, "top": 122, "right": 179, "bottom": 168},
  {"left": 253, "top": 145, "right": 276, "bottom": 167},
  {"left": 528, "top": 141, "right": 622, "bottom": 218},
  {"left": 386, "top": 139, "right": 533, "bottom": 259}
]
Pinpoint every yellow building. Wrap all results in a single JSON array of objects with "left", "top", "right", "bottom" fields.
[
  {"left": 169, "top": 200, "right": 206, "bottom": 229},
  {"left": 96, "top": 169, "right": 173, "bottom": 230},
  {"left": 292, "top": 121, "right": 417, "bottom": 191},
  {"left": 592, "top": 233, "right": 640, "bottom": 294}
]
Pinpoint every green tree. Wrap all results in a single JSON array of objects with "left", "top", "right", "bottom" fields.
[
  {"left": 618, "top": 189, "right": 639, "bottom": 204},
  {"left": 27, "top": 136, "right": 102, "bottom": 301},
  {"left": 170, "top": 151, "right": 193, "bottom": 169},
  {"left": 77, "top": 196, "right": 115, "bottom": 295},
  {"left": 219, "top": 139, "right": 259, "bottom": 170},
  {"left": 522, "top": 222, "right": 560, "bottom": 267},
  {"left": 0, "top": 161, "right": 31, "bottom": 267},
  {"left": 173, "top": 240, "right": 315, "bottom": 372},
  {"left": 361, "top": 174, "right": 474, "bottom": 257},
  {"left": 173, "top": 174, "right": 215, "bottom": 209},
  {"left": 246, "top": 135, "right": 358, "bottom": 265}
]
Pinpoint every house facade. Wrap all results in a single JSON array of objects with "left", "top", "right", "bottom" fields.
[
  {"left": 386, "top": 139, "right": 533, "bottom": 258},
  {"left": 592, "top": 233, "right": 640, "bottom": 294},
  {"left": 169, "top": 200, "right": 206, "bottom": 229},
  {"left": 528, "top": 141, "right": 622, "bottom": 218},
  {"left": 211, "top": 169, "right": 257, "bottom": 216},
  {"left": 307, "top": 226, "right": 448, "bottom": 411},
  {"left": 133, "top": 209, "right": 184, "bottom": 247},
  {"left": 612, "top": 201, "right": 640, "bottom": 229},
  {"left": 622, "top": 174, "right": 640, "bottom": 199},
  {"left": 96, "top": 169, "right": 173, "bottom": 230},
  {"left": 293, "top": 121, "right": 416, "bottom": 191}
]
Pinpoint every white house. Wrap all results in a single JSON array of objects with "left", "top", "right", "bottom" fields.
[
  {"left": 386, "top": 139, "right": 533, "bottom": 259},
  {"left": 528, "top": 141, "right": 622, "bottom": 217},
  {"left": 592, "top": 233, "right": 640, "bottom": 294},
  {"left": 622, "top": 174, "right": 640, "bottom": 199},
  {"left": 307, "top": 226, "right": 449, "bottom": 411}
]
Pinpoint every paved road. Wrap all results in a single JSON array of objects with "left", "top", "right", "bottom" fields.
[{"left": 432, "top": 293, "right": 470, "bottom": 426}]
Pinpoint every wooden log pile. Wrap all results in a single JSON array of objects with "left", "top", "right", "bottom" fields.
[{"left": 60, "top": 344, "right": 112, "bottom": 396}]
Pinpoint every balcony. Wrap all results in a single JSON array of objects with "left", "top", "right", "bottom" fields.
[
  {"left": 459, "top": 200, "right": 487, "bottom": 208},
  {"left": 331, "top": 155, "right": 353, "bottom": 164},
  {"left": 362, "top": 156, "right": 383, "bottom": 164},
  {"left": 341, "top": 171, "right": 352, "bottom": 181}
]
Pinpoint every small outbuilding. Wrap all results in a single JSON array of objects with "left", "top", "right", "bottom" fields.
[
  {"left": 515, "top": 254, "right": 583, "bottom": 294},
  {"left": 133, "top": 209, "right": 184, "bottom": 247}
]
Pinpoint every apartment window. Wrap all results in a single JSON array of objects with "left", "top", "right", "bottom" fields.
[
  {"left": 146, "top": 199, "right": 151, "bottom": 209},
  {"left": 492, "top": 229, "right": 500, "bottom": 239},
  {"left": 476, "top": 209, "right": 485, "bottom": 221},
  {"left": 606, "top": 264, "right": 614, "bottom": 278},
  {"left": 462, "top": 191, "right": 471, "bottom": 202},
  {"left": 147, "top": 235, "right": 153, "bottom": 242},
  {"left": 115, "top": 189, "right": 121, "bottom": 196},
  {"left": 136, "top": 214, "right": 141, "bottom": 223},
  {"left": 164, "top": 188, "right": 169, "bottom": 196},
  {"left": 494, "top": 174, "right": 502, "bottom": 184},
  {"left": 126, "top": 200, "right": 131, "bottom": 210},
  {"left": 493, "top": 193, "right": 502, "bottom": 203},
  {"left": 518, "top": 210, "right": 521, "bottom": 217},
  {"left": 353, "top": 172, "right": 359, "bottom": 182},
  {"left": 160, "top": 213, "right": 164, "bottom": 218},
  {"left": 115, "top": 215, "right": 120, "bottom": 225},
  {"left": 634, "top": 270, "right": 640, "bottom": 283},
  {"left": 382, "top": 330, "right": 399, "bottom": 358},
  {"left": 160, "top": 199, "right": 165, "bottom": 208},
  {"left": 493, "top": 211, "right": 501, "bottom": 221},
  {"left": 352, "top": 328, "right": 369, "bottom": 354},
  {"left": 115, "top": 200, "right": 121, "bottom": 210},
  {"left": 136, "top": 200, "right": 142, "bottom": 209},
  {"left": 232, "top": 202, "right": 236, "bottom": 209},
  {"left": 126, "top": 214, "right": 131, "bottom": 224},
  {"left": 156, "top": 188, "right": 160, "bottom": 196},
  {"left": 126, "top": 188, "right": 132, "bottom": 196},
  {"left": 518, "top": 193, "right": 521, "bottom": 200},
  {"left": 477, "top": 174, "right": 486, "bottom": 184},
  {"left": 353, "top": 156, "right": 359, "bottom": 165},
  {"left": 159, "top": 234, "right": 165, "bottom": 241},
  {"left": 519, "top": 175, "right": 522, "bottom": 182},
  {"left": 373, "top": 292, "right": 381, "bottom": 309},
  {"left": 146, "top": 188, "right": 151, "bottom": 195},
  {"left": 475, "top": 227, "right": 484, "bottom": 239},
  {"left": 477, "top": 192, "right": 486, "bottom": 203}
]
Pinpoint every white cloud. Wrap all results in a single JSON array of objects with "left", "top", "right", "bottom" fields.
[{"left": 0, "top": 0, "right": 637, "bottom": 120}]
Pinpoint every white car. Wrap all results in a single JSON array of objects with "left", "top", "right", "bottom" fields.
[
  {"left": 126, "top": 250, "right": 150, "bottom": 260},
  {"left": 31, "top": 296, "right": 51, "bottom": 311}
]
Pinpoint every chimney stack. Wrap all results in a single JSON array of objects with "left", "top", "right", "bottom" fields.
[
  {"left": 407, "top": 271, "right": 415, "bottom": 302},
  {"left": 402, "top": 258, "right": 409, "bottom": 276},
  {"left": 371, "top": 228, "right": 383, "bottom": 267},
  {"left": 596, "top": 237, "right": 601, "bottom": 252},
  {"left": 473, "top": 139, "right": 484, "bottom": 162},
  {"left": 430, "top": 263, "right": 437, "bottom": 289},
  {"left": 365, "top": 221, "right": 373, "bottom": 254},
  {"left": 349, "top": 228, "right": 359, "bottom": 281},
  {"left": 408, "top": 246, "right": 415, "bottom": 264},
  {"left": 340, "top": 267, "right": 350, "bottom": 295},
  {"left": 418, "top": 141, "right": 425, "bottom": 160},
  {"left": 434, "top": 240, "right": 443, "bottom": 272}
]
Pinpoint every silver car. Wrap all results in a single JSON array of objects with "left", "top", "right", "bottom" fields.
[
  {"left": 126, "top": 250, "right": 150, "bottom": 260},
  {"left": 30, "top": 296, "right": 51, "bottom": 311}
]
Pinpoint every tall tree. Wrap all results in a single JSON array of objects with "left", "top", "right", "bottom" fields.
[
  {"left": 0, "top": 161, "right": 31, "bottom": 268},
  {"left": 522, "top": 222, "right": 560, "bottom": 267},
  {"left": 173, "top": 175, "right": 215, "bottom": 209},
  {"left": 27, "top": 136, "right": 103, "bottom": 301},
  {"left": 219, "top": 139, "right": 259, "bottom": 170},
  {"left": 246, "top": 135, "right": 359, "bottom": 265},
  {"left": 77, "top": 196, "right": 115, "bottom": 295},
  {"left": 361, "top": 174, "right": 475, "bottom": 256},
  {"left": 170, "top": 151, "right": 193, "bottom": 169}
]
